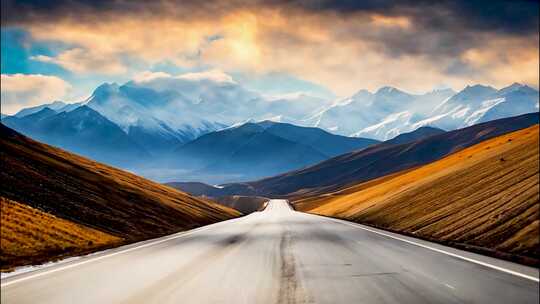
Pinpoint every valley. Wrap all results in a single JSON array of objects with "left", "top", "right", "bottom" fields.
[{"left": 2, "top": 2, "right": 539, "bottom": 303}]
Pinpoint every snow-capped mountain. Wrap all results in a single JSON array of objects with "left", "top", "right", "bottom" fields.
[
  {"left": 10, "top": 69, "right": 539, "bottom": 154},
  {"left": 312, "top": 83, "right": 538, "bottom": 140},
  {"left": 308, "top": 87, "right": 456, "bottom": 139},
  {"left": 86, "top": 82, "right": 225, "bottom": 155},
  {"left": 412, "top": 83, "right": 539, "bottom": 133},
  {"left": 84, "top": 71, "right": 330, "bottom": 154}
]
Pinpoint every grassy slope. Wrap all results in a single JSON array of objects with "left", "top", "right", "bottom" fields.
[
  {"left": 1, "top": 197, "right": 121, "bottom": 271},
  {"left": 0, "top": 124, "right": 241, "bottom": 270},
  {"left": 297, "top": 125, "right": 539, "bottom": 265}
]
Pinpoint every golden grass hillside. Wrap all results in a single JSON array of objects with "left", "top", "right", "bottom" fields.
[
  {"left": 297, "top": 125, "right": 539, "bottom": 265},
  {"left": 1, "top": 197, "right": 121, "bottom": 271},
  {"left": 1, "top": 124, "right": 241, "bottom": 270}
]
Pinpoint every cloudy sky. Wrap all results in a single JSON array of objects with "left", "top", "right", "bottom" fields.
[{"left": 1, "top": 0, "right": 539, "bottom": 114}]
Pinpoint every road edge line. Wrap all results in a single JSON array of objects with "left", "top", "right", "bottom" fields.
[
  {"left": 315, "top": 215, "right": 539, "bottom": 283},
  {"left": 1, "top": 215, "right": 249, "bottom": 287}
]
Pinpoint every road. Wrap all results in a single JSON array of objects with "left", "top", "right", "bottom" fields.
[{"left": 1, "top": 199, "right": 538, "bottom": 304}]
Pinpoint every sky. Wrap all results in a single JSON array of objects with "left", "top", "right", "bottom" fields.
[{"left": 1, "top": 0, "right": 539, "bottom": 114}]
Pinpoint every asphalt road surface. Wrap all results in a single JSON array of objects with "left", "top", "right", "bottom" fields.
[{"left": 1, "top": 199, "right": 538, "bottom": 304}]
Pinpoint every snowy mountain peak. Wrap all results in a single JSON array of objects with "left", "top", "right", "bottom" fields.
[
  {"left": 498, "top": 83, "right": 537, "bottom": 95},
  {"left": 459, "top": 84, "right": 497, "bottom": 97},
  {"left": 507, "top": 82, "right": 524, "bottom": 89},
  {"left": 92, "top": 82, "right": 120, "bottom": 96},
  {"left": 95, "top": 82, "right": 120, "bottom": 92}
]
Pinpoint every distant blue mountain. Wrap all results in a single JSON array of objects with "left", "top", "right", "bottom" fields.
[
  {"left": 164, "top": 121, "right": 379, "bottom": 182},
  {"left": 256, "top": 120, "right": 379, "bottom": 157},
  {"left": 3, "top": 106, "right": 149, "bottom": 167},
  {"left": 4, "top": 105, "right": 378, "bottom": 183}
]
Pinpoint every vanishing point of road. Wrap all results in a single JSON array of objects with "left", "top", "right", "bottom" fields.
[{"left": 1, "top": 199, "right": 538, "bottom": 303}]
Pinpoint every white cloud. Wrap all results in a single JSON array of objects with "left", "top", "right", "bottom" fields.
[
  {"left": 133, "top": 71, "right": 172, "bottom": 82},
  {"left": 31, "top": 48, "right": 127, "bottom": 75},
  {"left": 133, "top": 69, "right": 236, "bottom": 85},
  {"left": 177, "top": 69, "right": 236, "bottom": 83},
  {"left": 1, "top": 74, "right": 71, "bottom": 115}
]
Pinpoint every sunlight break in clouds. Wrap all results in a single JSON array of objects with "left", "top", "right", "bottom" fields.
[{"left": 2, "top": 0, "right": 538, "bottom": 96}]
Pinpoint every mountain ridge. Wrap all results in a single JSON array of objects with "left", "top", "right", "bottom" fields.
[
  {"left": 185, "top": 112, "right": 539, "bottom": 197},
  {"left": 162, "top": 120, "right": 379, "bottom": 183},
  {"left": 3, "top": 105, "right": 150, "bottom": 167}
]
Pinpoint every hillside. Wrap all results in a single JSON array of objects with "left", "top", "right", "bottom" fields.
[
  {"left": 1, "top": 197, "right": 121, "bottom": 271},
  {"left": 0, "top": 124, "right": 240, "bottom": 270},
  {"left": 298, "top": 125, "right": 539, "bottom": 265}
]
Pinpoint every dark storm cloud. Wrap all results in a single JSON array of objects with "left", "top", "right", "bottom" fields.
[
  {"left": 285, "top": 0, "right": 539, "bottom": 35},
  {"left": 281, "top": 0, "right": 539, "bottom": 63},
  {"left": 1, "top": 0, "right": 538, "bottom": 92},
  {"left": 1, "top": 0, "right": 243, "bottom": 24},
  {"left": 3, "top": 0, "right": 538, "bottom": 36}
]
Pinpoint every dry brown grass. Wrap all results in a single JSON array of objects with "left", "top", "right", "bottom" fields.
[
  {"left": 1, "top": 197, "right": 121, "bottom": 271},
  {"left": 1, "top": 124, "right": 241, "bottom": 270},
  {"left": 291, "top": 169, "right": 414, "bottom": 211},
  {"left": 297, "top": 125, "right": 540, "bottom": 265}
]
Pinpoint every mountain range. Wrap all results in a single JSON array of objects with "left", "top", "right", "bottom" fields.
[
  {"left": 3, "top": 105, "right": 378, "bottom": 182},
  {"left": 172, "top": 113, "right": 539, "bottom": 197},
  {"left": 5, "top": 72, "right": 538, "bottom": 146},
  {"left": 156, "top": 121, "right": 378, "bottom": 182},
  {"left": 2, "top": 72, "right": 538, "bottom": 183},
  {"left": 3, "top": 106, "right": 149, "bottom": 167},
  {"left": 309, "top": 83, "right": 539, "bottom": 140}
]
